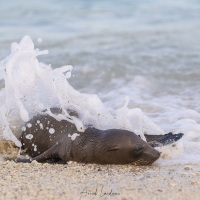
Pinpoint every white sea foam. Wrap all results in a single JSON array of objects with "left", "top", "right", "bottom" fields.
[
  {"left": 68, "top": 133, "right": 80, "bottom": 141},
  {"left": 49, "top": 128, "right": 55, "bottom": 134},
  {"left": 0, "top": 36, "right": 200, "bottom": 165},
  {"left": 25, "top": 134, "right": 33, "bottom": 140}
]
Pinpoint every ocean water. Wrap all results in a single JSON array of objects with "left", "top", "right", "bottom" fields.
[{"left": 0, "top": 0, "right": 200, "bottom": 165}]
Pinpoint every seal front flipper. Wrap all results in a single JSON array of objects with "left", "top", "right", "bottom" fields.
[
  {"left": 6, "top": 157, "right": 32, "bottom": 163},
  {"left": 145, "top": 132, "right": 184, "bottom": 147},
  {"left": 14, "top": 158, "right": 32, "bottom": 163},
  {"left": 32, "top": 143, "right": 60, "bottom": 162}
]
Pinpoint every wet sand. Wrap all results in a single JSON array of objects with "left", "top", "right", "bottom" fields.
[{"left": 0, "top": 142, "right": 200, "bottom": 200}]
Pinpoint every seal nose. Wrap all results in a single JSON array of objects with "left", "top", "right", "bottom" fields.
[
  {"left": 154, "top": 150, "right": 161, "bottom": 159},
  {"left": 152, "top": 149, "right": 161, "bottom": 162},
  {"left": 144, "top": 147, "right": 160, "bottom": 163}
]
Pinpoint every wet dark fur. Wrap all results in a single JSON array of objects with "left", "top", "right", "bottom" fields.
[{"left": 17, "top": 109, "right": 183, "bottom": 165}]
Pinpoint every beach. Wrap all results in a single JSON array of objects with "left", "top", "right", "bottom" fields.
[
  {"left": 0, "top": 0, "right": 200, "bottom": 199},
  {"left": 0, "top": 142, "right": 200, "bottom": 200}
]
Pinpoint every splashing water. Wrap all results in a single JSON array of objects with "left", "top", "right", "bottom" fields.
[{"left": 0, "top": 36, "right": 200, "bottom": 165}]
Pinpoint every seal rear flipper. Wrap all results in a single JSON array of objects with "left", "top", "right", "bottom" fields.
[
  {"left": 145, "top": 132, "right": 184, "bottom": 147},
  {"left": 32, "top": 143, "right": 60, "bottom": 162}
]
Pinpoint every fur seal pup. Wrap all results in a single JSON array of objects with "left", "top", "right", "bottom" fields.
[{"left": 17, "top": 109, "right": 183, "bottom": 165}]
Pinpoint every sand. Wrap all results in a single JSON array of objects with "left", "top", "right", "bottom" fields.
[{"left": 0, "top": 142, "right": 200, "bottom": 200}]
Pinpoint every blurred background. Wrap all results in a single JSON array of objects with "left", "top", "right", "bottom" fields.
[{"left": 0, "top": 0, "right": 200, "bottom": 119}]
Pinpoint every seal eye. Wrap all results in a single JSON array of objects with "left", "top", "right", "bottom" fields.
[{"left": 107, "top": 146, "right": 119, "bottom": 152}]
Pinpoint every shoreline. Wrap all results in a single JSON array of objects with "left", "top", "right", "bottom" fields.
[{"left": 0, "top": 146, "right": 200, "bottom": 200}]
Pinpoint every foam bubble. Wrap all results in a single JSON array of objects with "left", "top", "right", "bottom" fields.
[
  {"left": 25, "top": 134, "right": 33, "bottom": 140},
  {"left": 49, "top": 128, "right": 55, "bottom": 134},
  {"left": 68, "top": 133, "right": 80, "bottom": 141},
  {"left": 34, "top": 145, "right": 37, "bottom": 151},
  {"left": 37, "top": 37, "right": 42, "bottom": 43},
  {"left": 39, "top": 123, "right": 44, "bottom": 129}
]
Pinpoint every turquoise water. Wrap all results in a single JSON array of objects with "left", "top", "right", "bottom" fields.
[{"left": 1, "top": 0, "right": 200, "bottom": 95}]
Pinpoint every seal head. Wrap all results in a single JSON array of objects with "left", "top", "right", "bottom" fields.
[{"left": 94, "top": 129, "right": 160, "bottom": 165}]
